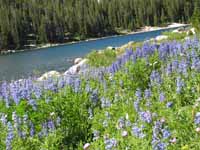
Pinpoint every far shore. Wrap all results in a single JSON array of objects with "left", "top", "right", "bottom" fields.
[{"left": 0, "top": 23, "right": 190, "bottom": 55}]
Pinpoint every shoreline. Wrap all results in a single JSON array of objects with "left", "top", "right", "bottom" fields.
[{"left": 0, "top": 23, "right": 190, "bottom": 55}]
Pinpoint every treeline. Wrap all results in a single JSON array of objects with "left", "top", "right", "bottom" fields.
[{"left": 0, "top": 0, "right": 196, "bottom": 50}]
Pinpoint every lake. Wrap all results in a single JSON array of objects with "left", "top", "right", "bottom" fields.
[{"left": 0, "top": 27, "right": 181, "bottom": 81}]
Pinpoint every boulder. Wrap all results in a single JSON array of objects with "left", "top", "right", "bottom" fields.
[
  {"left": 172, "top": 29, "right": 180, "bottom": 33},
  {"left": 38, "top": 71, "right": 60, "bottom": 81},
  {"left": 155, "top": 35, "right": 168, "bottom": 41},
  {"left": 107, "top": 46, "right": 116, "bottom": 50},
  {"left": 74, "top": 58, "right": 83, "bottom": 65},
  {"left": 187, "top": 28, "right": 196, "bottom": 35},
  {"left": 64, "top": 59, "right": 88, "bottom": 75}
]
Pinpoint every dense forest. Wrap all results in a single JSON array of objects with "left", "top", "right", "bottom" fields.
[{"left": 0, "top": 0, "right": 197, "bottom": 50}]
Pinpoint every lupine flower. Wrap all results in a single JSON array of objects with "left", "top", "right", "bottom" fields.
[
  {"left": 135, "top": 88, "right": 142, "bottom": 100},
  {"left": 56, "top": 117, "right": 61, "bottom": 126},
  {"left": 134, "top": 100, "right": 140, "bottom": 112},
  {"left": 144, "top": 89, "right": 151, "bottom": 99},
  {"left": 159, "top": 92, "right": 165, "bottom": 102},
  {"left": 6, "top": 122, "right": 14, "bottom": 150},
  {"left": 104, "top": 138, "right": 117, "bottom": 150},
  {"left": 93, "top": 130, "right": 100, "bottom": 141},
  {"left": 101, "top": 97, "right": 111, "bottom": 108},
  {"left": 105, "top": 111, "right": 111, "bottom": 120},
  {"left": 166, "top": 102, "right": 173, "bottom": 108},
  {"left": 131, "top": 124, "right": 145, "bottom": 138},
  {"left": 30, "top": 122, "right": 35, "bottom": 137},
  {"left": 150, "top": 71, "right": 162, "bottom": 86},
  {"left": 194, "top": 112, "right": 200, "bottom": 125},
  {"left": 12, "top": 112, "right": 19, "bottom": 129},
  {"left": 103, "top": 120, "right": 108, "bottom": 127},
  {"left": 23, "top": 114, "right": 28, "bottom": 124},
  {"left": 74, "top": 78, "right": 81, "bottom": 93},
  {"left": 117, "top": 117, "right": 125, "bottom": 129},
  {"left": 90, "top": 89, "right": 99, "bottom": 105},
  {"left": 162, "top": 128, "right": 171, "bottom": 139},
  {"left": 88, "top": 108, "right": 93, "bottom": 119},
  {"left": 41, "top": 122, "right": 48, "bottom": 136},
  {"left": 139, "top": 111, "right": 152, "bottom": 123},
  {"left": 153, "top": 142, "right": 168, "bottom": 150},
  {"left": 47, "top": 120, "right": 55, "bottom": 132},
  {"left": 28, "top": 99, "right": 37, "bottom": 110},
  {"left": 176, "top": 77, "right": 184, "bottom": 94},
  {"left": 0, "top": 113, "right": 7, "bottom": 126},
  {"left": 126, "top": 120, "right": 132, "bottom": 127}
]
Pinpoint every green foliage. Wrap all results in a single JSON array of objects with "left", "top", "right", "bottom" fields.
[
  {"left": 163, "top": 31, "right": 187, "bottom": 41},
  {"left": 87, "top": 49, "right": 116, "bottom": 67},
  {"left": 191, "top": 2, "right": 200, "bottom": 32},
  {"left": 0, "top": 0, "right": 196, "bottom": 50},
  {"left": 0, "top": 84, "right": 92, "bottom": 149}
]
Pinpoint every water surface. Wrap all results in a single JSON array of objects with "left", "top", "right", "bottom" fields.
[{"left": 0, "top": 28, "right": 178, "bottom": 81}]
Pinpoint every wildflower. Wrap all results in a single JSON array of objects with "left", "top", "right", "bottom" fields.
[
  {"left": 0, "top": 114, "right": 7, "bottom": 126},
  {"left": 28, "top": 99, "right": 37, "bottom": 110},
  {"left": 105, "top": 111, "right": 111, "bottom": 120},
  {"left": 196, "top": 127, "right": 200, "bottom": 132},
  {"left": 139, "top": 111, "right": 152, "bottom": 123},
  {"left": 101, "top": 97, "right": 111, "bottom": 108},
  {"left": 6, "top": 122, "right": 14, "bottom": 150},
  {"left": 56, "top": 117, "right": 61, "bottom": 126},
  {"left": 83, "top": 143, "right": 90, "bottom": 150},
  {"left": 135, "top": 88, "right": 142, "bottom": 100},
  {"left": 23, "top": 114, "right": 28, "bottom": 124},
  {"left": 88, "top": 108, "right": 93, "bottom": 119},
  {"left": 162, "top": 128, "right": 171, "bottom": 139},
  {"left": 176, "top": 77, "right": 184, "bottom": 94},
  {"left": 103, "top": 120, "right": 108, "bottom": 128},
  {"left": 170, "top": 137, "right": 177, "bottom": 144},
  {"left": 144, "top": 89, "right": 151, "bottom": 99},
  {"left": 47, "top": 120, "right": 55, "bottom": 132},
  {"left": 104, "top": 138, "right": 117, "bottom": 150},
  {"left": 126, "top": 120, "right": 132, "bottom": 127},
  {"left": 117, "top": 117, "right": 125, "bottom": 129},
  {"left": 131, "top": 124, "right": 145, "bottom": 138},
  {"left": 122, "top": 130, "right": 128, "bottom": 137},
  {"left": 166, "top": 102, "right": 173, "bottom": 108},
  {"left": 90, "top": 89, "right": 99, "bottom": 105},
  {"left": 159, "top": 92, "right": 165, "bottom": 102},
  {"left": 150, "top": 71, "right": 162, "bottom": 86},
  {"left": 30, "top": 122, "right": 35, "bottom": 137},
  {"left": 194, "top": 112, "right": 200, "bottom": 125},
  {"left": 93, "top": 130, "right": 100, "bottom": 141}
]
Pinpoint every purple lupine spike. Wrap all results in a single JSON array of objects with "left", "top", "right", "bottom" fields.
[
  {"left": 0, "top": 113, "right": 7, "bottom": 126},
  {"left": 139, "top": 111, "right": 152, "bottom": 123},
  {"left": 150, "top": 71, "right": 162, "bottom": 86},
  {"left": 6, "top": 122, "right": 14, "bottom": 150},
  {"left": 30, "top": 122, "right": 35, "bottom": 137},
  {"left": 47, "top": 120, "right": 55, "bottom": 132},
  {"left": 131, "top": 124, "right": 145, "bottom": 139},
  {"left": 144, "top": 89, "right": 151, "bottom": 99},
  {"left": 194, "top": 112, "right": 200, "bottom": 125},
  {"left": 176, "top": 77, "right": 184, "bottom": 94},
  {"left": 159, "top": 92, "right": 165, "bottom": 102},
  {"left": 135, "top": 88, "right": 142, "bottom": 100},
  {"left": 28, "top": 99, "right": 37, "bottom": 110}
]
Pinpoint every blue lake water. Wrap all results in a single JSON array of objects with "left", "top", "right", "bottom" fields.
[{"left": 0, "top": 28, "right": 180, "bottom": 81}]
